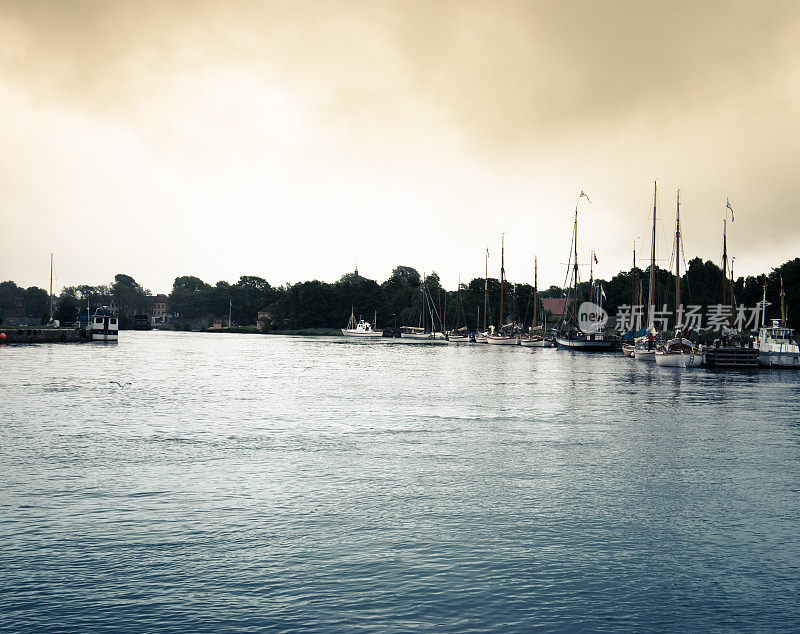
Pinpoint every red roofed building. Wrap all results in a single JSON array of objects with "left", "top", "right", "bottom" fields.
[{"left": 540, "top": 297, "right": 571, "bottom": 318}]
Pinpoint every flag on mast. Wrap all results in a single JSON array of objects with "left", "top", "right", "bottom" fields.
[{"left": 726, "top": 198, "right": 734, "bottom": 221}]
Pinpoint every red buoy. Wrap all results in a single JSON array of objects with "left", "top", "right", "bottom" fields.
[{"left": 0, "top": 332, "right": 6, "bottom": 342}]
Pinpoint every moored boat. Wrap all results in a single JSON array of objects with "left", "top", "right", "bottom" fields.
[
  {"left": 341, "top": 308, "right": 382, "bottom": 337},
  {"left": 89, "top": 307, "right": 118, "bottom": 342},
  {"left": 654, "top": 335, "right": 703, "bottom": 367}
]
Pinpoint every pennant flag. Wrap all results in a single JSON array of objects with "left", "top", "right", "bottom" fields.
[
  {"left": 727, "top": 198, "right": 734, "bottom": 222},
  {"left": 580, "top": 190, "right": 591, "bottom": 203},
  {"left": 594, "top": 253, "right": 598, "bottom": 264}
]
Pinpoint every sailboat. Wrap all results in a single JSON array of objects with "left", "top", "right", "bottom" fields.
[
  {"left": 520, "top": 256, "right": 552, "bottom": 347},
  {"left": 655, "top": 190, "right": 702, "bottom": 367},
  {"left": 447, "top": 277, "right": 471, "bottom": 343},
  {"left": 554, "top": 191, "right": 614, "bottom": 350},
  {"left": 621, "top": 244, "right": 641, "bottom": 357},
  {"left": 341, "top": 307, "right": 382, "bottom": 337},
  {"left": 634, "top": 181, "right": 662, "bottom": 361},
  {"left": 400, "top": 278, "right": 447, "bottom": 343},
  {"left": 475, "top": 249, "right": 490, "bottom": 343},
  {"left": 486, "top": 234, "right": 519, "bottom": 345}
]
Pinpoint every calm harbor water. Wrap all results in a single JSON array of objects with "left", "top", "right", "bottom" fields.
[{"left": 2, "top": 331, "right": 800, "bottom": 631}]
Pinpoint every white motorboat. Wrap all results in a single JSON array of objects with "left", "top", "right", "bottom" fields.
[
  {"left": 654, "top": 336, "right": 703, "bottom": 367},
  {"left": 90, "top": 308, "right": 118, "bottom": 342},
  {"left": 341, "top": 308, "right": 382, "bottom": 337},
  {"left": 633, "top": 335, "right": 658, "bottom": 361},
  {"left": 474, "top": 332, "right": 488, "bottom": 343},
  {"left": 757, "top": 319, "right": 800, "bottom": 368}
]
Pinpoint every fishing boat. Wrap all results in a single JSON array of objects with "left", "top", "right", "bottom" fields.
[
  {"left": 703, "top": 197, "right": 759, "bottom": 368},
  {"left": 757, "top": 279, "right": 800, "bottom": 367},
  {"left": 89, "top": 307, "right": 119, "bottom": 342},
  {"left": 486, "top": 234, "right": 518, "bottom": 345},
  {"left": 634, "top": 182, "right": 663, "bottom": 360},
  {"left": 554, "top": 191, "right": 614, "bottom": 351},
  {"left": 341, "top": 308, "right": 382, "bottom": 337},
  {"left": 520, "top": 257, "right": 552, "bottom": 347}
]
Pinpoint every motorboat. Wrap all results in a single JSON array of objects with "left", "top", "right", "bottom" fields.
[
  {"left": 341, "top": 308, "right": 382, "bottom": 337},
  {"left": 757, "top": 319, "right": 800, "bottom": 368}
]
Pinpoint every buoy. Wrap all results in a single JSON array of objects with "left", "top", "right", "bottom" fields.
[{"left": 0, "top": 332, "right": 6, "bottom": 342}]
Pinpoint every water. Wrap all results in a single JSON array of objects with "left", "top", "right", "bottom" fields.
[{"left": 1, "top": 332, "right": 799, "bottom": 631}]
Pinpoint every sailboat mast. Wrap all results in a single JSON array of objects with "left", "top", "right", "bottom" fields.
[
  {"left": 49, "top": 253, "right": 54, "bottom": 323},
  {"left": 648, "top": 181, "right": 657, "bottom": 330},
  {"left": 572, "top": 202, "right": 579, "bottom": 324},
  {"left": 780, "top": 275, "right": 786, "bottom": 326},
  {"left": 533, "top": 256, "right": 538, "bottom": 331},
  {"left": 483, "top": 249, "right": 488, "bottom": 332},
  {"left": 589, "top": 250, "right": 594, "bottom": 306},
  {"left": 721, "top": 214, "right": 728, "bottom": 308},
  {"left": 675, "top": 190, "right": 681, "bottom": 329},
  {"left": 632, "top": 243, "right": 637, "bottom": 329},
  {"left": 499, "top": 234, "right": 505, "bottom": 329},
  {"left": 761, "top": 281, "right": 767, "bottom": 328}
]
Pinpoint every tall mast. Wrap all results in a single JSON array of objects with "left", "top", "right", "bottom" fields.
[
  {"left": 648, "top": 181, "right": 657, "bottom": 330},
  {"left": 572, "top": 200, "right": 579, "bottom": 324},
  {"left": 589, "top": 250, "right": 594, "bottom": 306},
  {"left": 674, "top": 190, "right": 681, "bottom": 330},
  {"left": 631, "top": 242, "right": 637, "bottom": 329},
  {"left": 533, "top": 256, "right": 538, "bottom": 331},
  {"left": 483, "top": 249, "right": 488, "bottom": 332},
  {"left": 499, "top": 234, "right": 505, "bottom": 330},
  {"left": 49, "top": 253, "right": 54, "bottom": 323},
  {"left": 721, "top": 213, "right": 728, "bottom": 308},
  {"left": 780, "top": 275, "right": 786, "bottom": 326},
  {"left": 761, "top": 280, "right": 767, "bottom": 328}
]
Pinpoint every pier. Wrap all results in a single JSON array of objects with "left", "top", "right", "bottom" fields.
[{"left": 0, "top": 328, "right": 90, "bottom": 344}]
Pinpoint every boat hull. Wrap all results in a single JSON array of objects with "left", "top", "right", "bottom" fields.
[
  {"left": 447, "top": 334, "right": 471, "bottom": 343},
  {"left": 634, "top": 349, "right": 655, "bottom": 361},
  {"left": 758, "top": 351, "right": 800, "bottom": 368},
  {"left": 622, "top": 344, "right": 635, "bottom": 357},
  {"left": 486, "top": 336, "right": 519, "bottom": 346},
  {"left": 555, "top": 335, "right": 614, "bottom": 351},
  {"left": 341, "top": 329, "right": 383, "bottom": 337},
  {"left": 474, "top": 333, "right": 488, "bottom": 343},
  {"left": 654, "top": 351, "right": 702, "bottom": 367},
  {"left": 519, "top": 338, "right": 552, "bottom": 347}
]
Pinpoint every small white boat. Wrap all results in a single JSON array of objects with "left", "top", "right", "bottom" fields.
[
  {"left": 622, "top": 343, "right": 635, "bottom": 357},
  {"left": 474, "top": 332, "right": 488, "bottom": 343},
  {"left": 90, "top": 308, "right": 118, "bottom": 342},
  {"left": 400, "top": 327, "right": 447, "bottom": 343},
  {"left": 654, "top": 336, "right": 703, "bottom": 367},
  {"left": 633, "top": 334, "right": 658, "bottom": 361},
  {"left": 757, "top": 319, "right": 800, "bottom": 368},
  {"left": 519, "top": 335, "right": 552, "bottom": 347},
  {"left": 341, "top": 309, "right": 382, "bottom": 337},
  {"left": 486, "top": 334, "right": 519, "bottom": 346},
  {"left": 447, "top": 331, "right": 471, "bottom": 343}
]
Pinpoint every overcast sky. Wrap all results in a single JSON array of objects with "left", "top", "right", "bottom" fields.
[{"left": 1, "top": 0, "right": 799, "bottom": 293}]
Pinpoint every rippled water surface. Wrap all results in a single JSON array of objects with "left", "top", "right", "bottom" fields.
[{"left": 2, "top": 331, "right": 800, "bottom": 631}]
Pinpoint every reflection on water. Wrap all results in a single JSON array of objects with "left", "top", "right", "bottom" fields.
[{"left": 1, "top": 332, "right": 800, "bottom": 631}]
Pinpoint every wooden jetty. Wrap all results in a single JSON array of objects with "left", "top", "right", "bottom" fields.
[{"left": 703, "top": 345, "right": 759, "bottom": 368}]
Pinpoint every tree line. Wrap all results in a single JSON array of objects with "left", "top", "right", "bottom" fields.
[{"left": 1, "top": 257, "right": 798, "bottom": 331}]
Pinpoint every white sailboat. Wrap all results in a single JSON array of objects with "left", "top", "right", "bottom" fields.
[
  {"left": 486, "top": 234, "right": 518, "bottom": 346},
  {"left": 654, "top": 190, "right": 702, "bottom": 367},
  {"left": 634, "top": 181, "right": 661, "bottom": 361},
  {"left": 520, "top": 256, "right": 552, "bottom": 347},
  {"left": 475, "top": 249, "right": 490, "bottom": 343}
]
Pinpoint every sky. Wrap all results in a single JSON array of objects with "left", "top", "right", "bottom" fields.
[{"left": 1, "top": 0, "right": 799, "bottom": 294}]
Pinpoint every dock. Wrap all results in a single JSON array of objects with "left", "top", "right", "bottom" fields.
[
  {"left": 0, "top": 328, "right": 91, "bottom": 344},
  {"left": 703, "top": 346, "right": 759, "bottom": 368}
]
